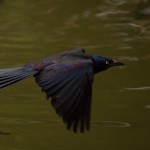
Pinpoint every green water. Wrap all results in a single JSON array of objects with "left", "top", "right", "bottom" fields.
[{"left": 0, "top": 0, "right": 150, "bottom": 150}]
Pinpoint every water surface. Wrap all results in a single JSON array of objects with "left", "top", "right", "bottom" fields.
[{"left": 0, "top": 0, "right": 150, "bottom": 150}]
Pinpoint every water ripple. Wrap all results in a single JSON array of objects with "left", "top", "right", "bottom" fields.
[
  {"left": 122, "top": 87, "right": 150, "bottom": 91},
  {"left": 118, "top": 56, "right": 139, "bottom": 61},
  {"left": 0, "top": 130, "right": 10, "bottom": 135},
  {"left": 144, "top": 105, "right": 150, "bottom": 109},
  {"left": 91, "top": 121, "right": 130, "bottom": 128}
]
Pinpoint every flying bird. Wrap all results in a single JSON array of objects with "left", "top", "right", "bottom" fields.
[{"left": 0, "top": 48, "right": 124, "bottom": 133}]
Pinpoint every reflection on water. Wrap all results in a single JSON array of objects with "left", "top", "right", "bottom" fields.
[{"left": 0, "top": 0, "right": 150, "bottom": 150}]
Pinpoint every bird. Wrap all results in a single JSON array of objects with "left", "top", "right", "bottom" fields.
[{"left": 0, "top": 48, "right": 124, "bottom": 133}]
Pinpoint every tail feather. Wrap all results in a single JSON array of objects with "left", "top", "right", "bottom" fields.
[{"left": 0, "top": 67, "right": 37, "bottom": 89}]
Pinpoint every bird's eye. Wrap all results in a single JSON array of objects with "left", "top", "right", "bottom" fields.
[{"left": 106, "top": 61, "right": 109, "bottom": 64}]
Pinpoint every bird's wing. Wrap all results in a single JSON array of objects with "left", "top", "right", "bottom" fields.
[{"left": 34, "top": 60, "right": 94, "bottom": 133}]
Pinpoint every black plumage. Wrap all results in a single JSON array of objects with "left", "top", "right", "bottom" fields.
[{"left": 0, "top": 48, "right": 124, "bottom": 133}]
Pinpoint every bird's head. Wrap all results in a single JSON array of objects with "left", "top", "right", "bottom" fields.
[{"left": 91, "top": 55, "right": 124, "bottom": 73}]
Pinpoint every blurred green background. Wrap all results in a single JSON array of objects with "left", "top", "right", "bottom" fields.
[{"left": 0, "top": 0, "right": 150, "bottom": 150}]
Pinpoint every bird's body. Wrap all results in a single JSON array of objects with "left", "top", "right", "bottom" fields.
[{"left": 0, "top": 48, "right": 124, "bottom": 133}]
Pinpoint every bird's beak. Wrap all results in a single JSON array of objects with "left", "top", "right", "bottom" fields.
[{"left": 111, "top": 60, "right": 124, "bottom": 67}]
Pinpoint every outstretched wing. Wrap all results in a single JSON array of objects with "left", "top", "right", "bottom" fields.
[{"left": 34, "top": 60, "right": 94, "bottom": 133}]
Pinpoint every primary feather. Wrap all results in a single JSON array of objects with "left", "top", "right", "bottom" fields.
[{"left": 34, "top": 56, "right": 94, "bottom": 132}]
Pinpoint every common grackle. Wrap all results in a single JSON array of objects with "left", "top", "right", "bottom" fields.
[{"left": 0, "top": 48, "right": 124, "bottom": 133}]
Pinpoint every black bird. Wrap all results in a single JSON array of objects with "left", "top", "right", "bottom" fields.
[{"left": 0, "top": 48, "right": 124, "bottom": 133}]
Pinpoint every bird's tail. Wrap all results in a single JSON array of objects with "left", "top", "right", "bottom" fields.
[{"left": 0, "top": 67, "right": 38, "bottom": 89}]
